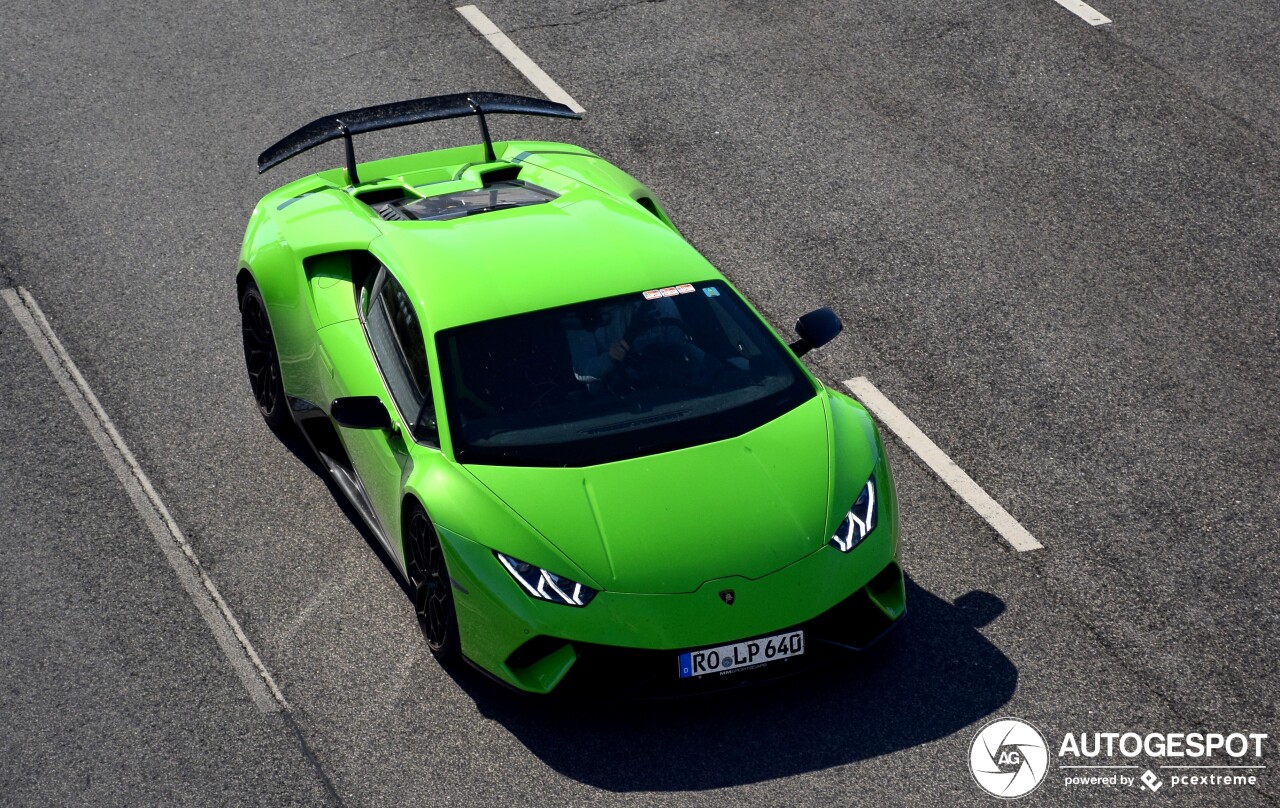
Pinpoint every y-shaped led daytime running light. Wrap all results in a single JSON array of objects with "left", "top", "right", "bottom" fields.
[
  {"left": 830, "top": 476, "right": 877, "bottom": 553},
  {"left": 497, "top": 553, "right": 597, "bottom": 607}
]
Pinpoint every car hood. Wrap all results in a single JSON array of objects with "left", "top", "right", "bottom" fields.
[{"left": 463, "top": 396, "right": 833, "bottom": 594}]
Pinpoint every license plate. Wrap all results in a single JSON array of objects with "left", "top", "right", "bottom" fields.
[{"left": 678, "top": 630, "right": 804, "bottom": 678}]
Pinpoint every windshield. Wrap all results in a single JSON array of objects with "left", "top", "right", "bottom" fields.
[{"left": 437, "top": 281, "right": 816, "bottom": 466}]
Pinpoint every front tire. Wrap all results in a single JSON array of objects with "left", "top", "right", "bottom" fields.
[
  {"left": 405, "top": 503, "right": 460, "bottom": 663},
  {"left": 239, "top": 280, "right": 291, "bottom": 433}
]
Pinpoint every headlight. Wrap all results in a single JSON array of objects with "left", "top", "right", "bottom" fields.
[
  {"left": 496, "top": 553, "right": 597, "bottom": 607},
  {"left": 830, "top": 475, "right": 877, "bottom": 553}
]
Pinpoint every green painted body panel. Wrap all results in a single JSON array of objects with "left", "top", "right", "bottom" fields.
[
  {"left": 463, "top": 396, "right": 835, "bottom": 594},
  {"left": 239, "top": 136, "right": 904, "bottom": 693}
]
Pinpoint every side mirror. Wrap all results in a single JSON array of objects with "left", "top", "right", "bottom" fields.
[
  {"left": 789, "top": 307, "right": 843, "bottom": 357},
  {"left": 331, "top": 396, "right": 392, "bottom": 430}
]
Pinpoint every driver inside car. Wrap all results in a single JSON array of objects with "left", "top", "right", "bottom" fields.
[{"left": 567, "top": 297, "right": 703, "bottom": 385}]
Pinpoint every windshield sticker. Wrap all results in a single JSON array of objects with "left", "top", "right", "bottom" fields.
[
  {"left": 643, "top": 284, "right": 699, "bottom": 300},
  {"left": 703, "top": 287, "right": 720, "bottom": 297}
]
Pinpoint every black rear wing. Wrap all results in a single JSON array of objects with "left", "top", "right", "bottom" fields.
[{"left": 257, "top": 91, "right": 581, "bottom": 185}]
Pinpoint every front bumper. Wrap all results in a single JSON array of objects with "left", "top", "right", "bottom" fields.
[
  {"left": 548, "top": 560, "right": 905, "bottom": 699},
  {"left": 437, "top": 505, "right": 903, "bottom": 695}
]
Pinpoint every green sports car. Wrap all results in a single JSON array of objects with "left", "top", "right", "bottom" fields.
[{"left": 239, "top": 92, "right": 904, "bottom": 696}]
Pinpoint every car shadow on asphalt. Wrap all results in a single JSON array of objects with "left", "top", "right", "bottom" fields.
[{"left": 453, "top": 579, "right": 1014, "bottom": 791}]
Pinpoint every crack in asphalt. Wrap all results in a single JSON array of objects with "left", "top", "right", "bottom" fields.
[
  {"left": 2, "top": 254, "right": 19, "bottom": 289},
  {"left": 281, "top": 710, "right": 347, "bottom": 808}
]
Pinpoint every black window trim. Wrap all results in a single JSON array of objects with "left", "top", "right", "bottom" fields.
[{"left": 356, "top": 263, "right": 441, "bottom": 448}]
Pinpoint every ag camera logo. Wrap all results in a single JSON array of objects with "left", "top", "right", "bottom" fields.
[{"left": 970, "top": 717, "right": 1050, "bottom": 799}]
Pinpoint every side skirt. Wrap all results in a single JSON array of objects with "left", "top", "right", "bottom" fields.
[{"left": 288, "top": 396, "right": 404, "bottom": 576}]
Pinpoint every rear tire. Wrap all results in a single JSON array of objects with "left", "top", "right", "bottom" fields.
[
  {"left": 239, "top": 281, "right": 291, "bottom": 433},
  {"left": 405, "top": 503, "right": 460, "bottom": 663}
]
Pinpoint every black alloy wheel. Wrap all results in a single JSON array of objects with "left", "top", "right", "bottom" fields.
[
  {"left": 406, "top": 504, "right": 460, "bottom": 662},
  {"left": 239, "top": 282, "right": 290, "bottom": 432}
]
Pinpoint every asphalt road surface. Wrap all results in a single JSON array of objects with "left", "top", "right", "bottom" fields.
[{"left": 1, "top": 0, "right": 1276, "bottom": 805}]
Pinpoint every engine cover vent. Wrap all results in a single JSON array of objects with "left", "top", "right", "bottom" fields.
[{"left": 375, "top": 203, "right": 410, "bottom": 221}]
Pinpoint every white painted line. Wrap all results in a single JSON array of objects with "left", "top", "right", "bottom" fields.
[
  {"left": 276, "top": 580, "right": 336, "bottom": 648},
  {"left": 1052, "top": 0, "right": 1111, "bottom": 26},
  {"left": 3, "top": 287, "right": 289, "bottom": 712},
  {"left": 455, "top": 4, "right": 586, "bottom": 114},
  {"left": 843, "top": 377, "right": 1044, "bottom": 552}
]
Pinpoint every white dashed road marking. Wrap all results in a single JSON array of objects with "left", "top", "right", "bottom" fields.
[
  {"left": 3, "top": 287, "right": 289, "bottom": 712},
  {"left": 843, "top": 377, "right": 1044, "bottom": 552},
  {"left": 1052, "top": 0, "right": 1111, "bottom": 26},
  {"left": 455, "top": 4, "right": 586, "bottom": 113}
]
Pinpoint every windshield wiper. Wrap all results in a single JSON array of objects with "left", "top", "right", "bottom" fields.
[{"left": 582, "top": 410, "right": 689, "bottom": 435}]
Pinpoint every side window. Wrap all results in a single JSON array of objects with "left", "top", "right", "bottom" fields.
[
  {"left": 364, "top": 267, "right": 437, "bottom": 444},
  {"left": 356, "top": 255, "right": 383, "bottom": 318}
]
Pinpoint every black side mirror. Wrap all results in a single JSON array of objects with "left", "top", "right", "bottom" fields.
[
  {"left": 331, "top": 396, "right": 392, "bottom": 430},
  {"left": 789, "top": 307, "right": 843, "bottom": 357}
]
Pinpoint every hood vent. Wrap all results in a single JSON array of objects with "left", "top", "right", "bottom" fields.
[
  {"left": 375, "top": 203, "right": 410, "bottom": 221},
  {"left": 478, "top": 164, "right": 522, "bottom": 185}
]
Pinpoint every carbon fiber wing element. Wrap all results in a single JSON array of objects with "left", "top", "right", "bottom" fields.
[{"left": 257, "top": 91, "right": 581, "bottom": 179}]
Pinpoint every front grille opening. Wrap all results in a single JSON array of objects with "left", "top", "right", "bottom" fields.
[
  {"left": 865, "top": 561, "right": 905, "bottom": 618},
  {"left": 504, "top": 636, "right": 578, "bottom": 693},
  {"left": 506, "top": 635, "right": 570, "bottom": 670}
]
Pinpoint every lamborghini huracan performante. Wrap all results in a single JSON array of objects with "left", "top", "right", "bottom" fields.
[{"left": 239, "top": 92, "right": 905, "bottom": 696}]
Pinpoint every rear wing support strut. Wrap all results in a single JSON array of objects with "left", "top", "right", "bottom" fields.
[
  {"left": 337, "top": 121, "right": 359, "bottom": 185},
  {"left": 469, "top": 98, "right": 497, "bottom": 164}
]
